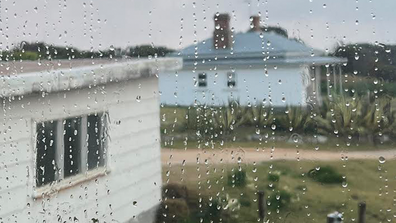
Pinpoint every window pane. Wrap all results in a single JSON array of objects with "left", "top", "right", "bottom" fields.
[
  {"left": 198, "top": 73, "right": 207, "bottom": 87},
  {"left": 227, "top": 72, "right": 236, "bottom": 88},
  {"left": 64, "top": 118, "right": 81, "bottom": 178},
  {"left": 36, "top": 121, "right": 57, "bottom": 187},
  {"left": 87, "top": 114, "right": 105, "bottom": 170}
]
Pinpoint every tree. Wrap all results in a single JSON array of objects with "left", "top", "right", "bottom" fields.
[
  {"left": 333, "top": 43, "right": 396, "bottom": 81},
  {"left": 248, "top": 26, "right": 288, "bottom": 38},
  {"left": 0, "top": 41, "right": 120, "bottom": 61},
  {"left": 126, "top": 45, "right": 175, "bottom": 58}
]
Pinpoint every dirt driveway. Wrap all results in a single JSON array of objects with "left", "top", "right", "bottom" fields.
[{"left": 161, "top": 148, "right": 396, "bottom": 165}]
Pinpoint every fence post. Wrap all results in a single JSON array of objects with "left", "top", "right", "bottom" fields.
[
  {"left": 258, "top": 190, "right": 266, "bottom": 222},
  {"left": 358, "top": 202, "right": 366, "bottom": 223}
]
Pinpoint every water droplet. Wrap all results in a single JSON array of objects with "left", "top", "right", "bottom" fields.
[
  {"left": 379, "top": 156, "right": 386, "bottom": 164},
  {"left": 271, "top": 124, "right": 276, "bottom": 130}
]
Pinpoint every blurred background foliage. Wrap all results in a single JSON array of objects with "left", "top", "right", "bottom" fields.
[{"left": 0, "top": 41, "right": 175, "bottom": 61}]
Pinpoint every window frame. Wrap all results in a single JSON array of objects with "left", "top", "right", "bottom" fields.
[{"left": 33, "top": 112, "right": 109, "bottom": 197}]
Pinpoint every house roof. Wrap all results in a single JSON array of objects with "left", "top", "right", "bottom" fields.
[
  {"left": 170, "top": 31, "right": 346, "bottom": 66},
  {"left": 0, "top": 58, "right": 182, "bottom": 98}
]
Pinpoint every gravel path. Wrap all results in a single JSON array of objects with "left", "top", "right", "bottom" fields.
[{"left": 161, "top": 148, "right": 396, "bottom": 165}]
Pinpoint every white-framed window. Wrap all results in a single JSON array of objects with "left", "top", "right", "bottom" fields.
[
  {"left": 198, "top": 73, "right": 207, "bottom": 87},
  {"left": 227, "top": 72, "right": 236, "bottom": 88},
  {"left": 35, "top": 112, "right": 108, "bottom": 187}
]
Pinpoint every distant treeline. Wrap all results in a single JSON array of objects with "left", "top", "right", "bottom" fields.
[
  {"left": 334, "top": 43, "right": 396, "bottom": 81},
  {"left": 0, "top": 41, "right": 175, "bottom": 61}
]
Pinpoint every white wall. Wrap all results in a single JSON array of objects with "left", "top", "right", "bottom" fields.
[
  {"left": 159, "top": 65, "right": 310, "bottom": 107},
  {"left": 0, "top": 77, "right": 161, "bottom": 222}
]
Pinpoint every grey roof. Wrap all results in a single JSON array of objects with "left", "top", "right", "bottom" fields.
[{"left": 170, "top": 31, "right": 346, "bottom": 66}]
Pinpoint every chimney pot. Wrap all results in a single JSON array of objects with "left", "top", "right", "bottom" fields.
[{"left": 251, "top": 15, "right": 261, "bottom": 32}]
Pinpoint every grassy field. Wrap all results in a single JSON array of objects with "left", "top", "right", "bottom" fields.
[{"left": 162, "top": 160, "right": 395, "bottom": 223}]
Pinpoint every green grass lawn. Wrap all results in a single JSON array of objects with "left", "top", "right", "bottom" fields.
[{"left": 162, "top": 160, "right": 396, "bottom": 223}]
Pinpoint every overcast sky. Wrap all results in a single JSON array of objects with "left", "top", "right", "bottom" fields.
[{"left": 1, "top": 0, "right": 395, "bottom": 52}]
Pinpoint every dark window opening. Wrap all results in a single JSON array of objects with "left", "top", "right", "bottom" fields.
[
  {"left": 64, "top": 117, "right": 81, "bottom": 178},
  {"left": 227, "top": 72, "right": 236, "bottom": 88},
  {"left": 36, "top": 121, "right": 57, "bottom": 187},
  {"left": 87, "top": 113, "right": 105, "bottom": 170},
  {"left": 198, "top": 73, "right": 207, "bottom": 87}
]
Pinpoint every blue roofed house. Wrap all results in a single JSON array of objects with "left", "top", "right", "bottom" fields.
[{"left": 160, "top": 14, "right": 346, "bottom": 107}]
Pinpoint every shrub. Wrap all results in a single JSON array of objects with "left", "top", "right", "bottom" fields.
[
  {"left": 295, "top": 185, "right": 307, "bottom": 191},
  {"left": 267, "top": 173, "right": 280, "bottom": 183},
  {"left": 314, "top": 95, "right": 395, "bottom": 141},
  {"left": 162, "top": 183, "right": 188, "bottom": 200},
  {"left": 239, "top": 195, "right": 251, "bottom": 207},
  {"left": 189, "top": 191, "right": 235, "bottom": 223},
  {"left": 307, "top": 166, "right": 343, "bottom": 184},
  {"left": 156, "top": 199, "right": 190, "bottom": 223},
  {"left": 267, "top": 190, "right": 292, "bottom": 210},
  {"left": 158, "top": 184, "right": 236, "bottom": 223},
  {"left": 227, "top": 169, "right": 247, "bottom": 187},
  {"left": 276, "top": 106, "right": 313, "bottom": 133},
  {"left": 1, "top": 50, "right": 40, "bottom": 61}
]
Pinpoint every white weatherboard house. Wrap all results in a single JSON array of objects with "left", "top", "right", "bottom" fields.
[
  {"left": 160, "top": 14, "right": 346, "bottom": 107},
  {"left": 0, "top": 58, "right": 181, "bottom": 222}
]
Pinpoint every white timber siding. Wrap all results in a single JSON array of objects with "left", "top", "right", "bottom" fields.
[
  {"left": 0, "top": 58, "right": 182, "bottom": 222},
  {"left": 160, "top": 65, "right": 312, "bottom": 107},
  {"left": 0, "top": 77, "right": 161, "bottom": 222}
]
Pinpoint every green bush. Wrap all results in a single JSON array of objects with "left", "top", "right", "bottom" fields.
[
  {"left": 162, "top": 183, "right": 188, "bottom": 200},
  {"left": 227, "top": 169, "right": 247, "bottom": 187},
  {"left": 156, "top": 199, "right": 190, "bottom": 223},
  {"left": 267, "top": 173, "right": 280, "bottom": 183},
  {"left": 239, "top": 195, "right": 251, "bottom": 207},
  {"left": 295, "top": 185, "right": 307, "bottom": 191},
  {"left": 188, "top": 190, "right": 234, "bottom": 223},
  {"left": 314, "top": 95, "right": 395, "bottom": 141},
  {"left": 267, "top": 190, "right": 292, "bottom": 210},
  {"left": 1, "top": 50, "right": 40, "bottom": 61},
  {"left": 158, "top": 183, "right": 236, "bottom": 223},
  {"left": 307, "top": 166, "right": 343, "bottom": 184}
]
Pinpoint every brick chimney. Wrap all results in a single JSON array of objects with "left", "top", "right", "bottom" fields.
[
  {"left": 250, "top": 15, "right": 261, "bottom": 32},
  {"left": 213, "top": 13, "right": 232, "bottom": 50}
]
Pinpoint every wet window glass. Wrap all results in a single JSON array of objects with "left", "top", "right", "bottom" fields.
[{"left": 2, "top": 0, "right": 396, "bottom": 222}]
